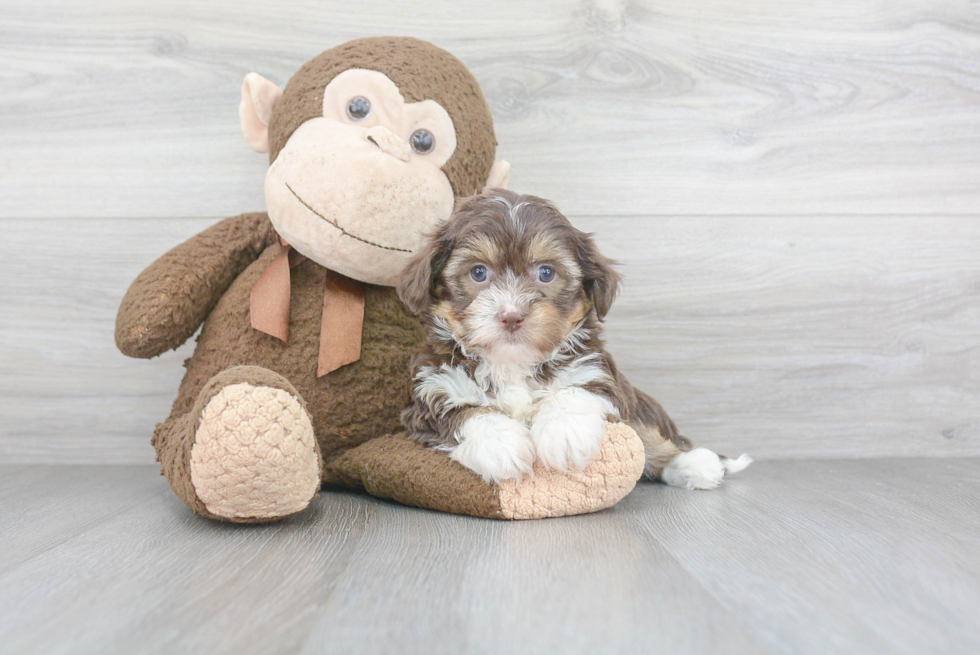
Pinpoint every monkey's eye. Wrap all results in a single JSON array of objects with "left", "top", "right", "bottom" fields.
[
  {"left": 346, "top": 97, "right": 371, "bottom": 121},
  {"left": 410, "top": 129, "right": 435, "bottom": 155},
  {"left": 537, "top": 266, "right": 556, "bottom": 283},
  {"left": 470, "top": 265, "right": 489, "bottom": 283}
]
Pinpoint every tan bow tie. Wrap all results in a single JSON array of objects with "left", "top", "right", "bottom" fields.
[{"left": 249, "top": 241, "right": 365, "bottom": 377}]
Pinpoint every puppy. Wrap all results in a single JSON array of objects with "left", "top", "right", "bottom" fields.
[{"left": 396, "top": 190, "right": 751, "bottom": 488}]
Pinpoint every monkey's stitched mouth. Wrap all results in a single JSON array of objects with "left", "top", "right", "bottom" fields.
[{"left": 284, "top": 182, "right": 413, "bottom": 253}]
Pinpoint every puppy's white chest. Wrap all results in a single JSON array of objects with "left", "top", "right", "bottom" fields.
[
  {"left": 477, "top": 362, "right": 538, "bottom": 421},
  {"left": 493, "top": 381, "right": 535, "bottom": 420}
]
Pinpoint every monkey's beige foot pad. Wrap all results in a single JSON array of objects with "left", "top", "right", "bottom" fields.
[
  {"left": 190, "top": 382, "right": 321, "bottom": 521},
  {"left": 498, "top": 422, "right": 646, "bottom": 519},
  {"left": 325, "top": 422, "right": 645, "bottom": 520}
]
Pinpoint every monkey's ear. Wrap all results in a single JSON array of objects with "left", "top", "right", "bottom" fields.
[
  {"left": 239, "top": 73, "right": 283, "bottom": 154},
  {"left": 483, "top": 160, "right": 511, "bottom": 192}
]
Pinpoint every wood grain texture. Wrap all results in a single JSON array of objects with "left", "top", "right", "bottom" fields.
[
  {"left": 2, "top": 0, "right": 980, "bottom": 218},
  {"left": 1, "top": 461, "right": 977, "bottom": 654},
  {"left": 588, "top": 214, "right": 980, "bottom": 460},
  {"left": 619, "top": 458, "right": 980, "bottom": 655},
  {"left": 0, "top": 465, "right": 168, "bottom": 575},
  {"left": 2, "top": 216, "right": 977, "bottom": 463},
  {"left": 295, "top": 495, "right": 767, "bottom": 654}
]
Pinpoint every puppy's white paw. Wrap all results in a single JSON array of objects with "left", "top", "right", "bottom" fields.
[
  {"left": 531, "top": 388, "right": 615, "bottom": 471},
  {"left": 450, "top": 413, "right": 535, "bottom": 484},
  {"left": 662, "top": 448, "right": 727, "bottom": 490}
]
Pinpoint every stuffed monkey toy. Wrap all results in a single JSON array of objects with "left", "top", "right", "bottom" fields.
[{"left": 116, "top": 37, "right": 645, "bottom": 522}]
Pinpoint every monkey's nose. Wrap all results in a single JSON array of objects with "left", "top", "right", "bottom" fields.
[
  {"left": 364, "top": 125, "right": 411, "bottom": 162},
  {"left": 499, "top": 310, "right": 525, "bottom": 333}
]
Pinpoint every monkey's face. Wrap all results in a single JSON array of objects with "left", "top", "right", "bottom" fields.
[{"left": 264, "top": 70, "right": 458, "bottom": 285}]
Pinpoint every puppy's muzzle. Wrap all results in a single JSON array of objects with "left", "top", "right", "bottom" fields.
[{"left": 498, "top": 309, "right": 525, "bottom": 333}]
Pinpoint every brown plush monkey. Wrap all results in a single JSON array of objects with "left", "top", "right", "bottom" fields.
[{"left": 116, "top": 37, "right": 645, "bottom": 522}]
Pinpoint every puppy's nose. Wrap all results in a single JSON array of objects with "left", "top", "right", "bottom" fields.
[{"left": 499, "top": 310, "right": 525, "bottom": 333}]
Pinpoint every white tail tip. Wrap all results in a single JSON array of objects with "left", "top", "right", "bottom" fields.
[{"left": 723, "top": 454, "right": 753, "bottom": 475}]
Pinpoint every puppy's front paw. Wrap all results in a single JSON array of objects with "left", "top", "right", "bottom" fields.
[
  {"left": 531, "top": 388, "right": 615, "bottom": 471},
  {"left": 450, "top": 413, "right": 535, "bottom": 484}
]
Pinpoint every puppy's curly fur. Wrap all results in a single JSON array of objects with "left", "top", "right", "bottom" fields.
[{"left": 397, "top": 190, "right": 751, "bottom": 487}]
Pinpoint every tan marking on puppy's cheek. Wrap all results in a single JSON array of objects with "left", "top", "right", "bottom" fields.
[
  {"left": 525, "top": 302, "right": 567, "bottom": 354},
  {"left": 433, "top": 302, "right": 468, "bottom": 339},
  {"left": 564, "top": 297, "right": 590, "bottom": 325},
  {"left": 433, "top": 302, "right": 461, "bottom": 327},
  {"left": 538, "top": 277, "right": 584, "bottom": 327},
  {"left": 431, "top": 301, "right": 453, "bottom": 321}
]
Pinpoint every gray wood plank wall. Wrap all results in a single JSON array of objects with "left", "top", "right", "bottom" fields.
[{"left": 2, "top": 0, "right": 978, "bottom": 463}]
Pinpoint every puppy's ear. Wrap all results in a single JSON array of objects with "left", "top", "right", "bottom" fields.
[
  {"left": 576, "top": 232, "right": 622, "bottom": 321},
  {"left": 397, "top": 229, "right": 454, "bottom": 316}
]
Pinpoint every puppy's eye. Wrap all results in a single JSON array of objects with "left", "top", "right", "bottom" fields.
[
  {"left": 346, "top": 97, "right": 371, "bottom": 121},
  {"left": 537, "top": 266, "right": 556, "bottom": 283},
  {"left": 470, "top": 265, "right": 489, "bottom": 283},
  {"left": 410, "top": 129, "right": 435, "bottom": 155}
]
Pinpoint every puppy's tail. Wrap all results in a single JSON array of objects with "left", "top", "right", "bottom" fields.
[
  {"left": 659, "top": 447, "right": 753, "bottom": 490},
  {"left": 721, "top": 453, "right": 754, "bottom": 475},
  {"left": 633, "top": 423, "right": 752, "bottom": 489}
]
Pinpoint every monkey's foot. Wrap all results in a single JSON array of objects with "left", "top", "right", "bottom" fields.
[
  {"left": 497, "top": 421, "right": 645, "bottom": 519},
  {"left": 189, "top": 369, "right": 321, "bottom": 522},
  {"left": 325, "top": 421, "right": 645, "bottom": 520}
]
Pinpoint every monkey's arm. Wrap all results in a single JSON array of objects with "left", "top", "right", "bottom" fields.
[
  {"left": 116, "top": 212, "right": 277, "bottom": 359},
  {"left": 325, "top": 422, "right": 646, "bottom": 520}
]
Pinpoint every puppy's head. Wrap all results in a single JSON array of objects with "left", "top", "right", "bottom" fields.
[{"left": 397, "top": 189, "right": 621, "bottom": 364}]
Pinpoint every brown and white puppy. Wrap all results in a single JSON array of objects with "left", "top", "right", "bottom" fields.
[{"left": 397, "top": 190, "right": 751, "bottom": 487}]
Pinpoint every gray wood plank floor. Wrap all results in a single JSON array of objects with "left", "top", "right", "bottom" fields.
[{"left": 1, "top": 460, "right": 977, "bottom": 654}]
